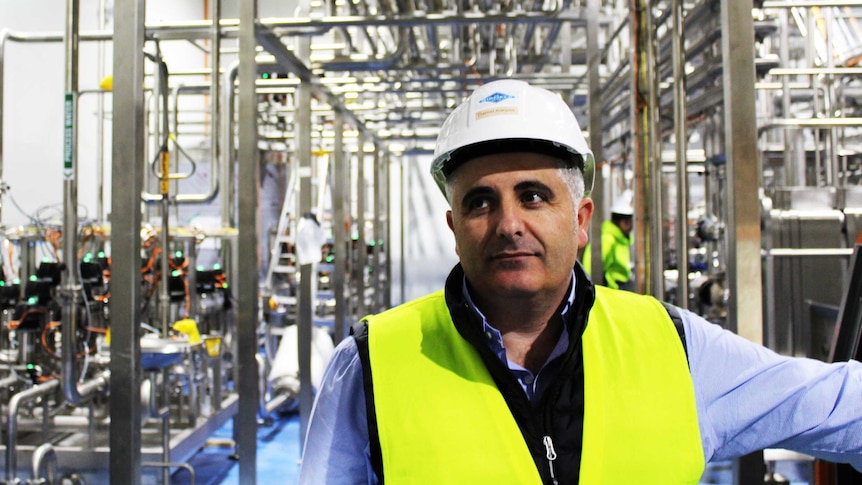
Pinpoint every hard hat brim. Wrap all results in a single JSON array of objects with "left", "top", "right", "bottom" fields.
[{"left": 432, "top": 138, "right": 595, "bottom": 197}]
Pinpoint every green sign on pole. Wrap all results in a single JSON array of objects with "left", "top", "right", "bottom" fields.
[{"left": 63, "top": 92, "right": 75, "bottom": 179}]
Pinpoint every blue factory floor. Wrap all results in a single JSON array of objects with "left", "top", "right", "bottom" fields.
[{"left": 172, "top": 412, "right": 301, "bottom": 485}]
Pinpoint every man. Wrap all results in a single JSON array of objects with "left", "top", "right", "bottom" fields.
[
  {"left": 299, "top": 79, "right": 862, "bottom": 483},
  {"left": 583, "top": 190, "right": 635, "bottom": 290}
]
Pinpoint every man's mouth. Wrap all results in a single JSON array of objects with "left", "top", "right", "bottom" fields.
[{"left": 491, "top": 251, "right": 535, "bottom": 260}]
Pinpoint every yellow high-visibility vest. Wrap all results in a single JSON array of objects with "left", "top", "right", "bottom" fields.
[{"left": 367, "top": 286, "right": 703, "bottom": 484}]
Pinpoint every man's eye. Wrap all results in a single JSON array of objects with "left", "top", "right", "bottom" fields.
[
  {"left": 522, "top": 192, "right": 546, "bottom": 204},
  {"left": 467, "top": 198, "right": 490, "bottom": 211}
]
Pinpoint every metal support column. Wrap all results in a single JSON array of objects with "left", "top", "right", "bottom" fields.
[
  {"left": 672, "top": 0, "right": 689, "bottom": 308},
  {"left": 372, "top": 146, "right": 383, "bottom": 311},
  {"left": 355, "top": 139, "right": 368, "bottom": 318},
  {"left": 237, "top": 0, "right": 259, "bottom": 481},
  {"left": 295, "top": 32, "right": 314, "bottom": 447},
  {"left": 645, "top": 3, "right": 663, "bottom": 298},
  {"left": 332, "top": 111, "right": 348, "bottom": 342},
  {"left": 721, "top": 0, "right": 762, "bottom": 344},
  {"left": 109, "top": 0, "right": 146, "bottom": 482},
  {"left": 632, "top": 0, "right": 663, "bottom": 296},
  {"left": 586, "top": 0, "right": 604, "bottom": 281},
  {"left": 384, "top": 151, "right": 392, "bottom": 309},
  {"left": 721, "top": 0, "right": 764, "bottom": 482}
]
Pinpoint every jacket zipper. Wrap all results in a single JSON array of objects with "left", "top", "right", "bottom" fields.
[
  {"left": 537, "top": 314, "right": 580, "bottom": 484},
  {"left": 542, "top": 435, "right": 559, "bottom": 485}
]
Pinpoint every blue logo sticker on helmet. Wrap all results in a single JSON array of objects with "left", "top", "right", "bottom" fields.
[{"left": 479, "top": 92, "right": 514, "bottom": 104}]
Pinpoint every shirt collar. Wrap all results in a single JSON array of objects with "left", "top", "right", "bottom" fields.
[{"left": 461, "top": 270, "right": 576, "bottom": 375}]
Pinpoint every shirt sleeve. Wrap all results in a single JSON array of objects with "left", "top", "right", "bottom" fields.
[
  {"left": 298, "top": 337, "right": 377, "bottom": 484},
  {"left": 683, "top": 309, "right": 862, "bottom": 470}
]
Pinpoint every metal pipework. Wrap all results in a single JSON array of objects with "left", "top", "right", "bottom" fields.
[
  {"left": 266, "top": 9, "right": 587, "bottom": 30},
  {"left": 758, "top": 118, "right": 862, "bottom": 130},
  {"left": 319, "top": 28, "right": 409, "bottom": 71},
  {"left": 221, "top": 59, "right": 238, "bottom": 229},
  {"left": 60, "top": 0, "right": 93, "bottom": 408},
  {"left": 30, "top": 443, "right": 58, "bottom": 485},
  {"left": 520, "top": 0, "right": 574, "bottom": 60},
  {"left": 5, "top": 379, "right": 60, "bottom": 483},
  {"left": 671, "top": 0, "right": 689, "bottom": 308},
  {"left": 761, "top": 0, "right": 862, "bottom": 7},
  {"left": 533, "top": 0, "right": 576, "bottom": 72},
  {"left": 140, "top": 81, "right": 220, "bottom": 204},
  {"left": 0, "top": 370, "right": 19, "bottom": 388},
  {"left": 767, "top": 248, "right": 855, "bottom": 257},
  {"left": 210, "top": 0, "right": 222, "bottom": 211}
]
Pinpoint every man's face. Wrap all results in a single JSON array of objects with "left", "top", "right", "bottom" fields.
[{"left": 446, "top": 152, "right": 594, "bottom": 300}]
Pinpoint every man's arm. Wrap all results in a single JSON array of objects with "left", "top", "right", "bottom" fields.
[
  {"left": 683, "top": 309, "right": 862, "bottom": 470},
  {"left": 298, "top": 337, "right": 377, "bottom": 484}
]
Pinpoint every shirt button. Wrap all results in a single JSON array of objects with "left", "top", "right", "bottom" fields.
[
  {"left": 524, "top": 374, "right": 534, "bottom": 385},
  {"left": 485, "top": 331, "right": 494, "bottom": 340}
]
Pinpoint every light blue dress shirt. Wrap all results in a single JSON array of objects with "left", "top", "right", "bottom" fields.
[{"left": 298, "top": 275, "right": 862, "bottom": 484}]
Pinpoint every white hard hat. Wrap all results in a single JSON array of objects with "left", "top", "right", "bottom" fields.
[
  {"left": 610, "top": 189, "right": 634, "bottom": 216},
  {"left": 430, "top": 79, "right": 595, "bottom": 196}
]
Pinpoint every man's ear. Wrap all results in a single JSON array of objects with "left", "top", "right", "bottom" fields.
[
  {"left": 577, "top": 198, "right": 594, "bottom": 248},
  {"left": 446, "top": 210, "right": 460, "bottom": 256}
]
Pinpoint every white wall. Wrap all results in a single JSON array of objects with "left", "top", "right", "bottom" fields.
[
  {"left": 394, "top": 154, "right": 457, "bottom": 304},
  {"left": 0, "top": 0, "right": 209, "bottom": 229}
]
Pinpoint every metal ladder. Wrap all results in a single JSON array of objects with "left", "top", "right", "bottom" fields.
[
  {"left": 263, "top": 152, "right": 331, "bottom": 299},
  {"left": 263, "top": 167, "right": 299, "bottom": 295}
]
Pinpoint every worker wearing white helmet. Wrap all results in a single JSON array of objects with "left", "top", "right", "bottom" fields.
[
  {"left": 603, "top": 189, "right": 635, "bottom": 290},
  {"left": 583, "top": 189, "right": 636, "bottom": 290},
  {"left": 299, "top": 79, "right": 862, "bottom": 484}
]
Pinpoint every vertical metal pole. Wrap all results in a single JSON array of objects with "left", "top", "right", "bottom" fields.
[
  {"left": 384, "top": 152, "right": 392, "bottom": 309},
  {"left": 399, "top": 157, "right": 405, "bottom": 305},
  {"left": 332, "top": 112, "right": 348, "bottom": 342},
  {"left": 644, "top": 3, "right": 664, "bottom": 298},
  {"left": 720, "top": 0, "right": 762, "bottom": 343},
  {"left": 295, "top": 32, "right": 315, "bottom": 448},
  {"left": 210, "top": 0, "right": 221, "bottom": 198},
  {"left": 355, "top": 138, "right": 368, "bottom": 318},
  {"left": 221, "top": 67, "right": 237, "bottom": 229},
  {"left": 109, "top": 0, "right": 145, "bottom": 482},
  {"left": 219, "top": 62, "right": 236, "bottom": 411},
  {"left": 61, "top": 0, "right": 84, "bottom": 402},
  {"left": 721, "top": 0, "right": 764, "bottom": 481},
  {"left": 237, "top": 0, "right": 259, "bottom": 482},
  {"left": 586, "top": 0, "right": 604, "bottom": 281},
  {"left": 96, "top": 0, "right": 107, "bottom": 223},
  {"left": 632, "top": 1, "right": 651, "bottom": 294},
  {"left": 823, "top": 8, "right": 840, "bottom": 188},
  {"left": 372, "top": 147, "right": 382, "bottom": 312},
  {"left": 201, "top": 0, "right": 221, "bottom": 326},
  {"left": 672, "top": 0, "right": 689, "bottom": 308}
]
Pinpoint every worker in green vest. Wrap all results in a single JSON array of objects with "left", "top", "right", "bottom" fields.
[
  {"left": 299, "top": 79, "right": 862, "bottom": 484},
  {"left": 582, "top": 190, "right": 634, "bottom": 290}
]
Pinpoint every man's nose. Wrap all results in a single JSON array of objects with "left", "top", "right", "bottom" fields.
[{"left": 495, "top": 202, "right": 525, "bottom": 239}]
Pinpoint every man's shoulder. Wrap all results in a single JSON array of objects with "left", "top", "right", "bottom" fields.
[{"left": 373, "top": 290, "right": 447, "bottom": 316}]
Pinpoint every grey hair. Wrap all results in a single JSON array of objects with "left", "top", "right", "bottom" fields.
[
  {"left": 444, "top": 158, "right": 585, "bottom": 206},
  {"left": 557, "top": 162, "right": 585, "bottom": 206}
]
